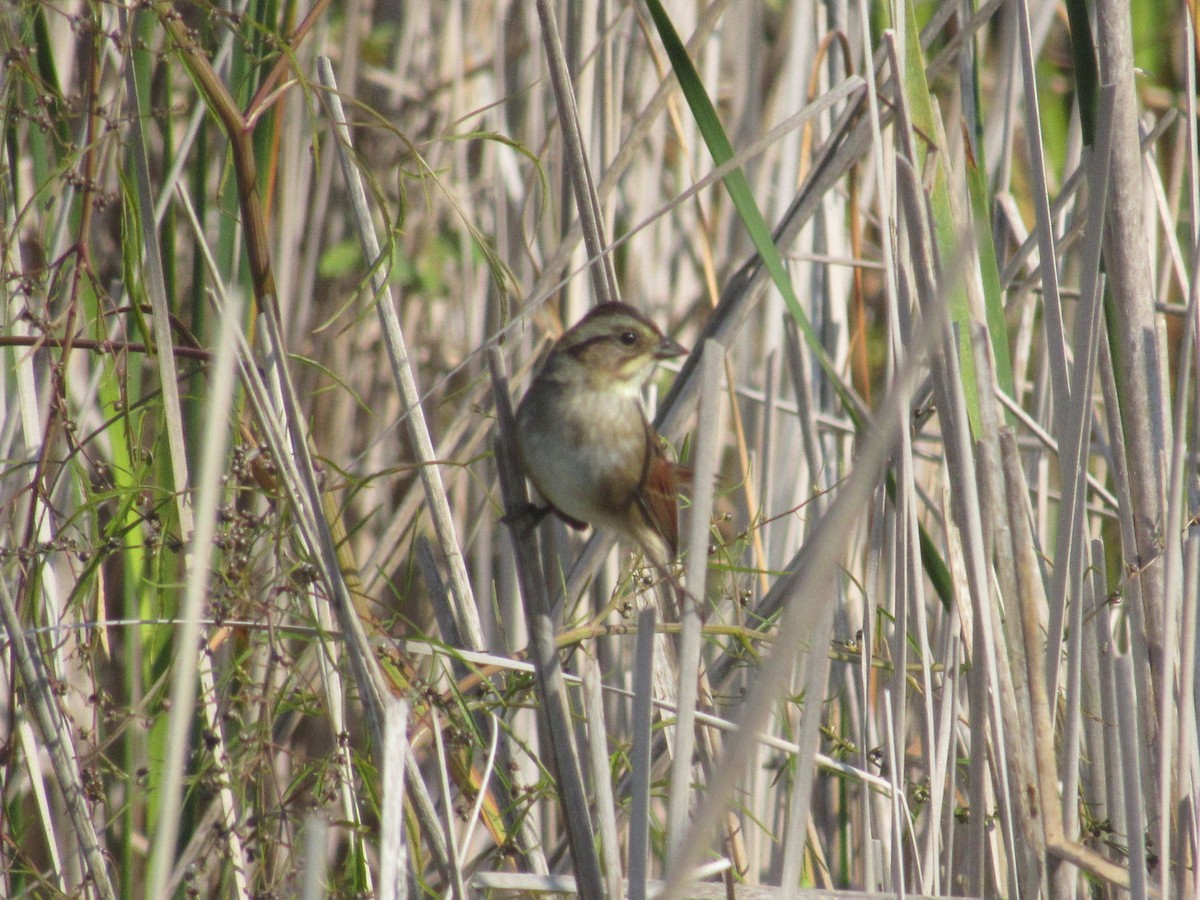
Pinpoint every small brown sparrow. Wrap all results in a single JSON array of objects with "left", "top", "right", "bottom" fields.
[{"left": 515, "top": 302, "right": 688, "bottom": 564}]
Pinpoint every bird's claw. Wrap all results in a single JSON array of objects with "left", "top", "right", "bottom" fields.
[{"left": 501, "top": 502, "right": 551, "bottom": 530}]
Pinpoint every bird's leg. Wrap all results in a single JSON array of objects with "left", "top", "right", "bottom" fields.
[{"left": 500, "top": 501, "right": 552, "bottom": 532}]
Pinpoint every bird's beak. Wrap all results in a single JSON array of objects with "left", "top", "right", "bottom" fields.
[{"left": 654, "top": 335, "right": 688, "bottom": 360}]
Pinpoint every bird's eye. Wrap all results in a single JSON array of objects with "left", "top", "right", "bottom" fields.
[{"left": 619, "top": 330, "right": 638, "bottom": 346}]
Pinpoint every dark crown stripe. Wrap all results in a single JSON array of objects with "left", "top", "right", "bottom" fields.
[{"left": 586, "top": 302, "right": 655, "bottom": 327}]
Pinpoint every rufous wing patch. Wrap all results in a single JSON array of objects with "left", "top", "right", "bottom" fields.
[{"left": 635, "top": 427, "right": 682, "bottom": 559}]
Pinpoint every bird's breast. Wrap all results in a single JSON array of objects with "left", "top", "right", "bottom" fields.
[{"left": 516, "top": 387, "right": 646, "bottom": 525}]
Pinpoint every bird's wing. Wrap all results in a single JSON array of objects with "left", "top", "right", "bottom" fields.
[{"left": 634, "top": 423, "right": 682, "bottom": 560}]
